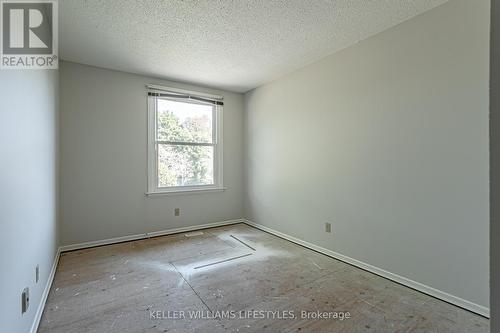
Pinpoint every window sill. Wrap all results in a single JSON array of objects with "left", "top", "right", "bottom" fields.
[{"left": 145, "top": 187, "right": 227, "bottom": 196}]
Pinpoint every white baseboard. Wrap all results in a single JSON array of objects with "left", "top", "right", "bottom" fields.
[
  {"left": 30, "top": 219, "right": 244, "bottom": 332},
  {"left": 59, "top": 219, "right": 245, "bottom": 252},
  {"left": 33, "top": 217, "right": 488, "bottom": 333},
  {"left": 243, "top": 219, "right": 490, "bottom": 318},
  {"left": 30, "top": 247, "right": 61, "bottom": 333}
]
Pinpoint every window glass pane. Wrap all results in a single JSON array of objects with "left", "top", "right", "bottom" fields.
[
  {"left": 158, "top": 144, "right": 214, "bottom": 187},
  {"left": 157, "top": 99, "right": 213, "bottom": 143}
]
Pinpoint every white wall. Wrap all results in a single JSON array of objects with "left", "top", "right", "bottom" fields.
[
  {"left": 244, "top": 0, "right": 490, "bottom": 311},
  {"left": 59, "top": 61, "right": 244, "bottom": 245},
  {"left": 0, "top": 70, "right": 59, "bottom": 332}
]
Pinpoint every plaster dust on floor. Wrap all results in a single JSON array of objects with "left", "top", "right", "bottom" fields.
[{"left": 37, "top": 223, "right": 489, "bottom": 333}]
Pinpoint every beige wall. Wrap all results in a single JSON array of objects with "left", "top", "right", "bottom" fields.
[
  {"left": 59, "top": 61, "right": 244, "bottom": 245},
  {"left": 244, "top": 0, "right": 490, "bottom": 311}
]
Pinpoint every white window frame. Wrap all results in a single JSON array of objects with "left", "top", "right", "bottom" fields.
[{"left": 146, "top": 88, "right": 224, "bottom": 195}]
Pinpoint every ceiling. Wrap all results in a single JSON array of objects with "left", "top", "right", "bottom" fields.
[{"left": 59, "top": 0, "right": 448, "bottom": 93}]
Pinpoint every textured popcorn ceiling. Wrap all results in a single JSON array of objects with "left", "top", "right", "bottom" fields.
[{"left": 59, "top": 0, "right": 448, "bottom": 92}]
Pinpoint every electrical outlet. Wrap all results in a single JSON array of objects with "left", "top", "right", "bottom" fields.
[
  {"left": 21, "top": 287, "right": 29, "bottom": 314},
  {"left": 325, "top": 222, "right": 332, "bottom": 233},
  {"left": 174, "top": 208, "right": 180, "bottom": 216},
  {"left": 35, "top": 265, "right": 39, "bottom": 283}
]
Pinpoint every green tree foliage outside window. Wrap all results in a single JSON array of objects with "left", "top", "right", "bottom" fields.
[{"left": 157, "top": 108, "right": 214, "bottom": 187}]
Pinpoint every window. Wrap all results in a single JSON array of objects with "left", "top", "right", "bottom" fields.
[{"left": 147, "top": 86, "right": 223, "bottom": 194}]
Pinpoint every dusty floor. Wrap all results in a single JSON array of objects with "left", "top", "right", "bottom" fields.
[{"left": 38, "top": 223, "right": 489, "bottom": 333}]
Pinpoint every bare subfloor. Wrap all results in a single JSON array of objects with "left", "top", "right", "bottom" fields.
[{"left": 39, "top": 224, "right": 488, "bottom": 333}]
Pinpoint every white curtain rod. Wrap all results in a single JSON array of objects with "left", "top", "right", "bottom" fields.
[{"left": 146, "top": 84, "right": 223, "bottom": 101}]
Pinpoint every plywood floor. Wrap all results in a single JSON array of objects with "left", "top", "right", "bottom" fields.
[{"left": 38, "top": 223, "right": 489, "bottom": 333}]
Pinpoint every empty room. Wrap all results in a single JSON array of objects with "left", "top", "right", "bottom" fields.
[{"left": 1, "top": 0, "right": 499, "bottom": 332}]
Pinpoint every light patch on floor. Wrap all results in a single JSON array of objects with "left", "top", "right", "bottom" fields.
[
  {"left": 172, "top": 232, "right": 292, "bottom": 280},
  {"left": 184, "top": 231, "right": 205, "bottom": 237}
]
